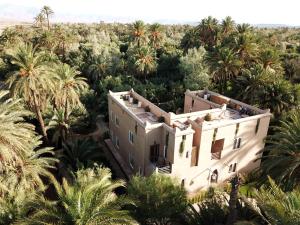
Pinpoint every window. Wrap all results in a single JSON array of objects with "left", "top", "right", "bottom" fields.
[
  {"left": 229, "top": 163, "right": 237, "bottom": 173},
  {"left": 150, "top": 144, "right": 160, "bottom": 163},
  {"left": 186, "top": 151, "right": 189, "bottom": 158},
  {"left": 182, "top": 135, "right": 186, "bottom": 140},
  {"left": 255, "top": 119, "right": 260, "bottom": 134},
  {"left": 115, "top": 136, "right": 119, "bottom": 149},
  {"left": 191, "top": 99, "right": 195, "bottom": 107},
  {"left": 128, "top": 130, "right": 134, "bottom": 144},
  {"left": 211, "top": 170, "right": 218, "bottom": 183},
  {"left": 129, "top": 152, "right": 134, "bottom": 169},
  {"left": 233, "top": 138, "right": 242, "bottom": 149},
  {"left": 115, "top": 115, "right": 119, "bottom": 126},
  {"left": 110, "top": 130, "right": 114, "bottom": 142},
  {"left": 211, "top": 139, "right": 224, "bottom": 160},
  {"left": 135, "top": 123, "right": 138, "bottom": 134},
  {"left": 163, "top": 145, "right": 167, "bottom": 158}
]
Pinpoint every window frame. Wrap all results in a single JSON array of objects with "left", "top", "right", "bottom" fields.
[{"left": 128, "top": 130, "right": 134, "bottom": 144}]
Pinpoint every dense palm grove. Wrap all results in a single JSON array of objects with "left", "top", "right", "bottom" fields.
[{"left": 0, "top": 6, "right": 299, "bottom": 225}]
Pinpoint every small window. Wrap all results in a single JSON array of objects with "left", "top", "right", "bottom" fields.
[
  {"left": 115, "top": 136, "right": 119, "bottom": 149},
  {"left": 255, "top": 119, "right": 260, "bottom": 134},
  {"left": 128, "top": 131, "right": 134, "bottom": 144},
  {"left": 211, "top": 170, "right": 218, "bottom": 183},
  {"left": 229, "top": 163, "right": 237, "bottom": 173},
  {"left": 115, "top": 115, "right": 119, "bottom": 126},
  {"left": 129, "top": 152, "right": 134, "bottom": 169},
  {"left": 163, "top": 145, "right": 167, "bottom": 158},
  {"left": 182, "top": 135, "right": 186, "bottom": 140},
  {"left": 233, "top": 138, "right": 242, "bottom": 149},
  {"left": 191, "top": 99, "right": 195, "bottom": 107},
  {"left": 186, "top": 151, "right": 189, "bottom": 158},
  {"left": 135, "top": 123, "right": 138, "bottom": 134}
]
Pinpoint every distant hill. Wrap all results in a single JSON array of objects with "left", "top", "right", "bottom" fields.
[{"left": 0, "top": 20, "right": 31, "bottom": 34}]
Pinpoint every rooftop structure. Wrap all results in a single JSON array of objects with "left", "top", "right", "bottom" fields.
[{"left": 107, "top": 89, "right": 271, "bottom": 193}]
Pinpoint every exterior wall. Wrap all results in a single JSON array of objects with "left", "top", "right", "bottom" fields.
[
  {"left": 184, "top": 94, "right": 215, "bottom": 113},
  {"left": 108, "top": 96, "right": 147, "bottom": 175}
]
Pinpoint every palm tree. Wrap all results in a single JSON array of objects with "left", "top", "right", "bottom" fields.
[
  {"left": 133, "top": 46, "right": 157, "bottom": 79},
  {"left": 206, "top": 46, "right": 242, "bottom": 92},
  {"left": 6, "top": 43, "right": 54, "bottom": 141},
  {"left": 34, "top": 13, "right": 45, "bottom": 29},
  {"left": 221, "top": 16, "right": 236, "bottom": 35},
  {"left": 254, "top": 177, "right": 300, "bottom": 225},
  {"left": 236, "top": 23, "right": 252, "bottom": 34},
  {"left": 41, "top": 6, "right": 54, "bottom": 30},
  {"left": 52, "top": 63, "right": 88, "bottom": 122},
  {"left": 47, "top": 109, "right": 70, "bottom": 146},
  {"left": 58, "top": 138, "right": 103, "bottom": 171},
  {"left": 131, "top": 20, "right": 148, "bottom": 47},
  {"left": 22, "top": 166, "right": 136, "bottom": 225},
  {"left": 0, "top": 90, "right": 36, "bottom": 166},
  {"left": 258, "top": 49, "right": 282, "bottom": 73},
  {"left": 88, "top": 54, "right": 110, "bottom": 88},
  {"left": 149, "top": 23, "right": 163, "bottom": 50},
  {"left": 234, "top": 34, "right": 259, "bottom": 65},
  {"left": 260, "top": 111, "right": 300, "bottom": 187},
  {"left": 196, "top": 16, "right": 220, "bottom": 49}
]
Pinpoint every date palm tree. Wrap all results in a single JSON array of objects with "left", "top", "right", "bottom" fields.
[
  {"left": 6, "top": 43, "right": 54, "bottom": 142},
  {"left": 260, "top": 111, "right": 300, "bottom": 188},
  {"left": 41, "top": 6, "right": 54, "bottom": 30},
  {"left": 131, "top": 20, "right": 148, "bottom": 47},
  {"left": 197, "top": 16, "right": 220, "bottom": 49},
  {"left": 0, "top": 90, "right": 35, "bottom": 166},
  {"left": 133, "top": 46, "right": 157, "bottom": 80},
  {"left": 22, "top": 166, "right": 136, "bottom": 225},
  {"left": 149, "top": 23, "right": 163, "bottom": 50},
  {"left": 52, "top": 63, "right": 88, "bottom": 122},
  {"left": 254, "top": 177, "right": 300, "bottom": 225},
  {"left": 34, "top": 13, "right": 45, "bottom": 29},
  {"left": 221, "top": 16, "right": 236, "bottom": 35},
  {"left": 206, "top": 46, "right": 242, "bottom": 92}
]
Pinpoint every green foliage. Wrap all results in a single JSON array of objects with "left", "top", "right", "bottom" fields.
[
  {"left": 179, "top": 47, "right": 210, "bottom": 90},
  {"left": 22, "top": 166, "right": 136, "bottom": 225},
  {"left": 261, "top": 111, "right": 300, "bottom": 188},
  {"left": 128, "top": 174, "right": 188, "bottom": 225},
  {"left": 254, "top": 177, "right": 300, "bottom": 225}
]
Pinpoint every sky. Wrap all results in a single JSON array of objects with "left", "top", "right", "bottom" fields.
[{"left": 0, "top": 0, "right": 299, "bottom": 25}]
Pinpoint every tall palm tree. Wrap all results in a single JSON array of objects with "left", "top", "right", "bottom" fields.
[
  {"left": 196, "top": 16, "right": 220, "bottom": 49},
  {"left": 41, "top": 6, "right": 54, "bottom": 30},
  {"left": 149, "top": 23, "right": 163, "bottom": 50},
  {"left": 131, "top": 20, "right": 148, "bottom": 47},
  {"left": 0, "top": 90, "right": 35, "bottom": 166},
  {"left": 22, "top": 166, "right": 136, "bottom": 225},
  {"left": 236, "top": 23, "right": 252, "bottom": 34},
  {"left": 6, "top": 43, "right": 54, "bottom": 141},
  {"left": 221, "top": 16, "right": 236, "bottom": 35},
  {"left": 133, "top": 46, "right": 157, "bottom": 80},
  {"left": 234, "top": 34, "right": 259, "bottom": 65},
  {"left": 34, "top": 13, "right": 45, "bottom": 29},
  {"left": 260, "top": 111, "right": 300, "bottom": 187},
  {"left": 206, "top": 46, "right": 242, "bottom": 92},
  {"left": 52, "top": 63, "right": 88, "bottom": 122}
]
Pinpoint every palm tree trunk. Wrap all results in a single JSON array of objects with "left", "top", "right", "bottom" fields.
[
  {"left": 64, "top": 98, "right": 68, "bottom": 123},
  {"left": 226, "top": 175, "right": 240, "bottom": 225},
  {"left": 32, "top": 91, "right": 48, "bottom": 142},
  {"left": 47, "top": 14, "right": 50, "bottom": 30}
]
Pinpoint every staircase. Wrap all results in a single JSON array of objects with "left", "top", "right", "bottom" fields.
[{"left": 157, "top": 164, "right": 172, "bottom": 174}]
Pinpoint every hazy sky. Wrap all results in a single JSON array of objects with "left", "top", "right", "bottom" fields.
[{"left": 0, "top": 0, "right": 299, "bottom": 25}]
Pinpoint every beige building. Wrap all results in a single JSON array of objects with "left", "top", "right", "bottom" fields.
[{"left": 107, "top": 89, "right": 271, "bottom": 193}]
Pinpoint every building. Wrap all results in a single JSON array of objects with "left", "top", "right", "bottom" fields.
[{"left": 107, "top": 89, "right": 271, "bottom": 193}]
